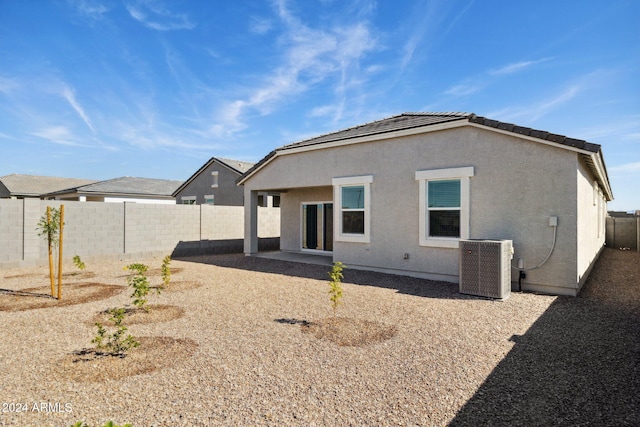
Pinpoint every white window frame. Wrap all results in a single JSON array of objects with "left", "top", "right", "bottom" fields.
[
  {"left": 415, "top": 167, "right": 474, "bottom": 248},
  {"left": 211, "top": 171, "right": 219, "bottom": 188},
  {"left": 204, "top": 194, "right": 215, "bottom": 205},
  {"left": 181, "top": 196, "right": 196, "bottom": 205},
  {"left": 332, "top": 175, "right": 373, "bottom": 243}
]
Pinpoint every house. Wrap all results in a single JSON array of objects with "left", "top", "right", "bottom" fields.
[
  {"left": 238, "top": 112, "right": 612, "bottom": 296},
  {"left": 0, "top": 174, "right": 97, "bottom": 199},
  {"left": 42, "top": 176, "right": 183, "bottom": 204},
  {"left": 173, "top": 157, "right": 277, "bottom": 206}
]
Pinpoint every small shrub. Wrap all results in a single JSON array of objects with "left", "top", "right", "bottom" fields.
[
  {"left": 124, "top": 263, "right": 159, "bottom": 311},
  {"left": 92, "top": 308, "right": 139, "bottom": 357},
  {"left": 161, "top": 255, "right": 171, "bottom": 286},
  {"left": 328, "top": 262, "right": 345, "bottom": 316},
  {"left": 73, "top": 255, "right": 86, "bottom": 270},
  {"left": 125, "top": 263, "right": 148, "bottom": 275}
]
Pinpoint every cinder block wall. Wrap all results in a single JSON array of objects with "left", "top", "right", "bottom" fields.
[
  {"left": 0, "top": 199, "right": 280, "bottom": 268},
  {"left": 0, "top": 199, "right": 25, "bottom": 264}
]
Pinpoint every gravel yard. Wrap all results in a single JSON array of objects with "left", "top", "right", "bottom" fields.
[{"left": 0, "top": 248, "right": 638, "bottom": 426}]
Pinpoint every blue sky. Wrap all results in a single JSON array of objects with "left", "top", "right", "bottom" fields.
[{"left": 0, "top": 0, "right": 638, "bottom": 210}]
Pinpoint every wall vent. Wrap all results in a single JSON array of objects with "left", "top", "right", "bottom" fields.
[{"left": 459, "top": 239, "right": 513, "bottom": 300}]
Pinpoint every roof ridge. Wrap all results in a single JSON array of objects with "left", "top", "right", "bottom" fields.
[{"left": 402, "top": 111, "right": 472, "bottom": 117}]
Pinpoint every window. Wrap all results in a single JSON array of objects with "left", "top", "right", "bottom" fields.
[
  {"left": 428, "top": 180, "right": 461, "bottom": 237},
  {"left": 204, "top": 195, "right": 214, "bottom": 205},
  {"left": 341, "top": 186, "right": 365, "bottom": 234},
  {"left": 181, "top": 196, "right": 196, "bottom": 205},
  {"left": 333, "top": 175, "right": 373, "bottom": 243},
  {"left": 211, "top": 171, "right": 219, "bottom": 188},
  {"left": 415, "top": 167, "right": 474, "bottom": 248}
]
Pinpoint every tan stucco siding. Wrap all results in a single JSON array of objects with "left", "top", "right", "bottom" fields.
[
  {"left": 279, "top": 187, "right": 332, "bottom": 251},
  {"left": 576, "top": 156, "right": 606, "bottom": 289},
  {"left": 244, "top": 125, "right": 583, "bottom": 292}
]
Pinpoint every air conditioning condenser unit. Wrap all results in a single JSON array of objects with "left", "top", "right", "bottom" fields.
[{"left": 459, "top": 239, "right": 513, "bottom": 300}]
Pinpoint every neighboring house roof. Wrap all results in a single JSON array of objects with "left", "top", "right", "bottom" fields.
[
  {"left": 0, "top": 174, "right": 97, "bottom": 197},
  {"left": 172, "top": 157, "right": 255, "bottom": 197},
  {"left": 44, "top": 176, "right": 183, "bottom": 198},
  {"left": 238, "top": 112, "right": 613, "bottom": 200}
]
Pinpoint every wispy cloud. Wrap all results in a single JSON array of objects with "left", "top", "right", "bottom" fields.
[
  {"left": 489, "top": 58, "right": 552, "bottom": 76},
  {"left": 207, "top": 0, "right": 378, "bottom": 136},
  {"left": 124, "top": 0, "right": 194, "bottom": 31},
  {"left": 59, "top": 84, "right": 95, "bottom": 134},
  {"left": 0, "top": 75, "right": 19, "bottom": 94},
  {"left": 487, "top": 84, "right": 581, "bottom": 122},
  {"left": 70, "top": 0, "right": 109, "bottom": 19},
  {"left": 30, "top": 126, "right": 87, "bottom": 147},
  {"left": 610, "top": 161, "right": 640, "bottom": 174},
  {"left": 444, "top": 57, "right": 552, "bottom": 98},
  {"left": 400, "top": 1, "right": 474, "bottom": 71},
  {"left": 249, "top": 16, "right": 273, "bottom": 34},
  {"left": 444, "top": 80, "right": 485, "bottom": 97}
]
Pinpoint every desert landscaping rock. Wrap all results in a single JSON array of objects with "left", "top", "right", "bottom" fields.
[
  {"left": 0, "top": 282, "right": 123, "bottom": 312},
  {"left": 89, "top": 304, "right": 186, "bottom": 326},
  {"left": 57, "top": 337, "right": 198, "bottom": 383},
  {"left": 0, "top": 249, "right": 638, "bottom": 426}
]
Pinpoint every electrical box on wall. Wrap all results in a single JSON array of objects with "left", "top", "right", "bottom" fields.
[{"left": 459, "top": 239, "right": 513, "bottom": 300}]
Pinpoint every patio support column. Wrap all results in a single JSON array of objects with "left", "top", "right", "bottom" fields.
[{"left": 244, "top": 188, "right": 259, "bottom": 256}]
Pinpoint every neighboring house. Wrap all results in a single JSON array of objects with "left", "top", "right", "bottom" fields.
[
  {"left": 608, "top": 211, "right": 640, "bottom": 218},
  {"left": 239, "top": 112, "right": 613, "bottom": 296},
  {"left": 173, "top": 157, "right": 277, "bottom": 207},
  {"left": 0, "top": 174, "right": 97, "bottom": 199},
  {"left": 42, "top": 176, "right": 182, "bottom": 204}
]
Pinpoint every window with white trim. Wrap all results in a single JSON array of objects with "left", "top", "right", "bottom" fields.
[
  {"left": 332, "top": 175, "right": 373, "bottom": 243},
  {"left": 204, "top": 195, "right": 214, "bottom": 205},
  {"left": 181, "top": 196, "right": 196, "bottom": 205},
  {"left": 211, "top": 171, "right": 219, "bottom": 188},
  {"left": 415, "top": 167, "right": 474, "bottom": 248}
]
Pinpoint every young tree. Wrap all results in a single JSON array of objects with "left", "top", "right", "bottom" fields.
[
  {"left": 328, "top": 262, "right": 345, "bottom": 316},
  {"left": 36, "top": 206, "right": 64, "bottom": 299}
]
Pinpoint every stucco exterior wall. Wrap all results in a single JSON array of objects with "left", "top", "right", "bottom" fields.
[
  {"left": 175, "top": 161, "right": 244, "bottom": 206},
  {"left": 243, "top": 125, "right": 587, "bottom": 294},
  {"left": 576, "top": 156, "right": 607, "bottom": 289},
  {"left": 279, "top": 187, "right": 333, "bottom": 252}
]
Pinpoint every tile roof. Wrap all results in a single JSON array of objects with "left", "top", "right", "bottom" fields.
[
  {"left": 280, "top": 112, "right": 471, "bottom": 151},
  {"left": 238, "top": 112, "right": 611, "bottom": 200},
  {"left": 468, "top": 115, "right": 601, "bottom": 153},
  {"left": 0, "top": 174, "right": 97, "bottom": 197},
  {"left": 45, "top": 176, "right": 183, "bottom": 197},
  {"left": 216, "top": 158, "right": 255, "bottom": 174},
  {"left": 277, "top": 112, "right": 602, "bottom": 154}
]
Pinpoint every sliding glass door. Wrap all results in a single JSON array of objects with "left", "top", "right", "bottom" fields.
[{"left": 302, "top": 203, "right": 333, "bottom": 252}]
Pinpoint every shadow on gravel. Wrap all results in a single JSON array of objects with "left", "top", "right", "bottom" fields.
[
  {"left": 176, "top": 253, "right": 471, "bottom": 300},
  {"left": 0, "top": 288, "right": 53, "bottom": 299},
  {"left": 449, "top": 249, "right": 640, "bottom": 426},
  {"left": 274, "top": 318, "right": 310, "bottom": 326}
]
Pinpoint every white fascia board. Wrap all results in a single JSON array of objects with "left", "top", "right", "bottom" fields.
[{"left": 590, "top": 153, "right": 614, "bottom": 201}]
